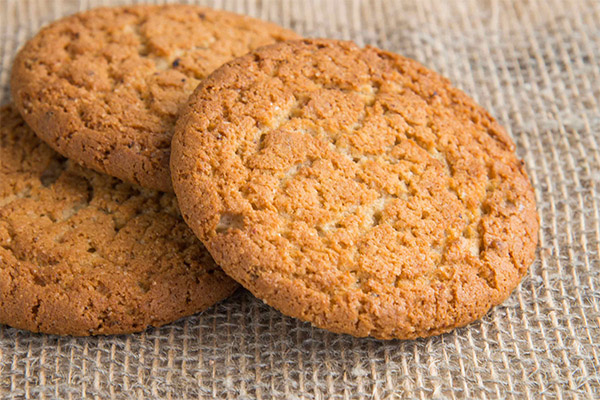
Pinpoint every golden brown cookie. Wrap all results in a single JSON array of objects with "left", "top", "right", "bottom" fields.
[
  {"left": 0, "top": 105, "right": 238, "bottom": 336},
  {"left": 10, "top": 4, "right": 300, "bottom": 192},
  {"left": 171, "top": 39, "right": 539, "bottom": 340}
]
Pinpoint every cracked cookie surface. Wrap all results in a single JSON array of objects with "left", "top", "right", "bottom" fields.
[
  {"left": 171, "top": 39, "right": 539, "bottom": 339},
  {"left": 10, "top": 4, "right": 300, "bottom": 192},
  {"left": 0, "top": 105, "right": 238, "bottom": 336}
]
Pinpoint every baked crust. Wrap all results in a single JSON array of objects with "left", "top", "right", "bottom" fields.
[
  {"left": 10, "top": 4, "right": 300, "bottom": 192},
  {"left": 0, "top": 105, "right": 238, "bottom": 336},
  {"left": 172, "top": 39, "right": 539, "bottom": 339}
]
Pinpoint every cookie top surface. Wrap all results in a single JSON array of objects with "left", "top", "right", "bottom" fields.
[
  {"left": 171, "top": 39, "right": 539, "bottom": 339},
  {"left": 10, "top": 4, "right": 300, "bottom": 192},
  {"left": 0, "top": 105, "right": 238, "bottom": 336}
]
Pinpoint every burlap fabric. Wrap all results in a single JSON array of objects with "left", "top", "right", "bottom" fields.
[{"left": 0, "top": 0, "right": 599, "bottom": 398}]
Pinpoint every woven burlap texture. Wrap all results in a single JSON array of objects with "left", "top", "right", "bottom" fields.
[{"left": 1, "top": 0, "right": 599, "bottom": 398}]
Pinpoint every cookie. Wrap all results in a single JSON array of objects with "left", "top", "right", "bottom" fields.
[
  {"left": 0, "top": 105, "right": 238, "bottom": 336},
  {"left": 10, "top": 4, "right": 300, "bottom": 192},
  {"left": 171, "top": 39, "right": 539, "bottom": 339}
]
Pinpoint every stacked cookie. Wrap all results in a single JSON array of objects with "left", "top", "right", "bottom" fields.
[
  {"left": 2, "top": 4, "right": 538, "bottom": 339},
  {"left": 2, "top": 4, "right": 299, "bottom": 336}
]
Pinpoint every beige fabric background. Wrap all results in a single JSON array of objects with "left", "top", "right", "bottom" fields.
[{"left": 1, "top": 0, "right": 599, "bottom": 398}]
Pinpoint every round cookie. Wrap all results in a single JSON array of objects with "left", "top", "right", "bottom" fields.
[
  {"left": 0, "top": 105, "right": 238, "bottom": 336},
  {"left": 10, "top": 4, "right": 300, "bottom": 192},
  {"left": 171, "top": 39, "right": 539, "bottom": 340}
]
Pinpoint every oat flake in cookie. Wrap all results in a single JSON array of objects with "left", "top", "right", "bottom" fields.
[
  {"left": 0, "top": 105, "right": 238, "bottom": 336},
  {"left": 10, "top": 4, "right": 300, "bottom": 192},
  {"left": 171, "top": 39, "right": 539, "bottom": 340}
]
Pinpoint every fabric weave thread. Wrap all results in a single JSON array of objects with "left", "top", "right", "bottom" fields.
[{"left": 0, "top": 0, "right": 599, "bottom": 398}]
